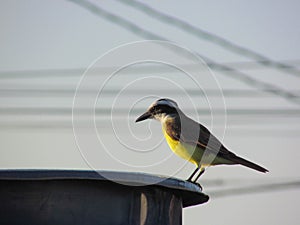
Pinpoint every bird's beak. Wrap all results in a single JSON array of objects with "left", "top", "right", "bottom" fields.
[{"left": 135, "top": 111, "right": 152, "bottom": 122}]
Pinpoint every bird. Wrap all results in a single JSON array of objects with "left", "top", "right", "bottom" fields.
[{"left": 135, "top": 98, "right": 268, "bottom": 184}]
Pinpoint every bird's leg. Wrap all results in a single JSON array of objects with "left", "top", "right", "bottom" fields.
[
  {"left": 187, "top": 167, "right": 199, "bottom": 182},
  {"left": 193, "top": 168, "right": 205, "bottom": 183}
]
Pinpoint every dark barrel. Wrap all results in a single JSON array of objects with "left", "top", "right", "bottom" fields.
[{"left": 0, "top": 170, "right": 209, "bottom": 225}]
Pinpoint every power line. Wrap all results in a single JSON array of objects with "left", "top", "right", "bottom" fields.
[
  {"left": 1, "top": 88, "right": 300, "bottom": 98},
  {"left": 69, "top": 0, "right": 163, "bottom": 39},
  {"left": 1, "top": 60, "right": 300, "bottom": 79},
  {"left": 1, "top": 123, "right": 299, "bottom": 137},
  {"left": 209, "top": 180, "right": 300, "bottom": 198},
  {"left": 117, "top": 0, "right": 300, "bottom": 78},
  {"left": 67, "top": 0, "right": 300, "bottom": 106},
  {"left": 199, "top": 55, "right": 300, "bottom": 103},
  {"left": 1, "top": 107, "right": 300, "bottom": 116}
]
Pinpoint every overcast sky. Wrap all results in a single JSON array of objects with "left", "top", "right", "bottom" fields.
[{"left": 1, "top": 1, "right": 300, "bottom": 224}]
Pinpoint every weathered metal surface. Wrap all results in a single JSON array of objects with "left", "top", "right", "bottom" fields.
[{"left": 0, "top": 170, "right": 209, "bottom": 225}]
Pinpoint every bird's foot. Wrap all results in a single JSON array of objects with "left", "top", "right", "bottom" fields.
[
  {"left": 186, "top": 179, "right": 203, "bottom": 190},
  {"left": 194, "top": 182, "right": 203, "bottom": 190},
  {"left": 186, "top": 178, "right": 192, "bottom": 183}
]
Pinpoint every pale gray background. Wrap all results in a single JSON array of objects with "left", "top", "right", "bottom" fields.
[{"left": 1, "top": 0, "right": 300, "bottom": 224}]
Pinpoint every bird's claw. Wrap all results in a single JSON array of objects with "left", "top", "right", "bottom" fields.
[
  {"left": 186, "top": 179, "right": 203, "bottom": 190},
  {"left": 194, "top": 182, "right": 202, "bottom": 190}
]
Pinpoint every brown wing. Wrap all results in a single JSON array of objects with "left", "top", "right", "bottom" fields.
[
  {"left": 165, "top": 113, "right": 268, "bottom": 171},
  {"left": 165, "top": 113, "right": 235, "bottom": 159}
]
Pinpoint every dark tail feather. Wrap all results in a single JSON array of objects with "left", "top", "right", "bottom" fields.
[{"left": 232, "top": 155, "right": 268, "bottom": 173}]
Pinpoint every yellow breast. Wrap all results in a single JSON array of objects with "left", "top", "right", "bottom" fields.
[{"left": 162, "top": 128, "right": 200, "bottom": 166}]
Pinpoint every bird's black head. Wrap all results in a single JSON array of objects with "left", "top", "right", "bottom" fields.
[{"left": 135, "top": 98, "right": 179, "bottom": 122}]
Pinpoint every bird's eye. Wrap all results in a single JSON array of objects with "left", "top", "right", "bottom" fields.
[
  {"left": 149, "top": 106, "right": 156, "bottom": 113},
  {"left": 152, "top": 106, "right": 161, "bottom": 114},
  {"left": 157, "top": 108, "right": 163, "bottom": 114}
]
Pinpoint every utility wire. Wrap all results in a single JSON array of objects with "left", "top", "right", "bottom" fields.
[
  {"left": 1, "top": 60, "right": 300, "bottom": 79},
  {"left": 209, "top": 180, "right": 300, "bottom": 198},
  {"left": 1, "top": 88, "right": 300, "bottom": 98},
  {"left": 117, "top": 0, "right": 300, "bottom": 78},
  {"left": 69, "top": 0, "right": 163, "bottom": 40},
  {"left": 1, "top": 124, "right": 299, "bottom": 137},
  {"left": 201, "top": 177, "right": 300, "bottom": 187},
  {"left": 67, "top": 0, "right": 300, "bottom": 106},
  {"left": 199, "top": 55, "right": 300, "bottom": 103},
  {"left": 1, "top": 107, "right": 300, "bottom": 116}
]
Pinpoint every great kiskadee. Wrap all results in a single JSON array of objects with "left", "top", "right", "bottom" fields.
[{"left": 135, "top": 98, "right": 268, "bottom": 183}]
